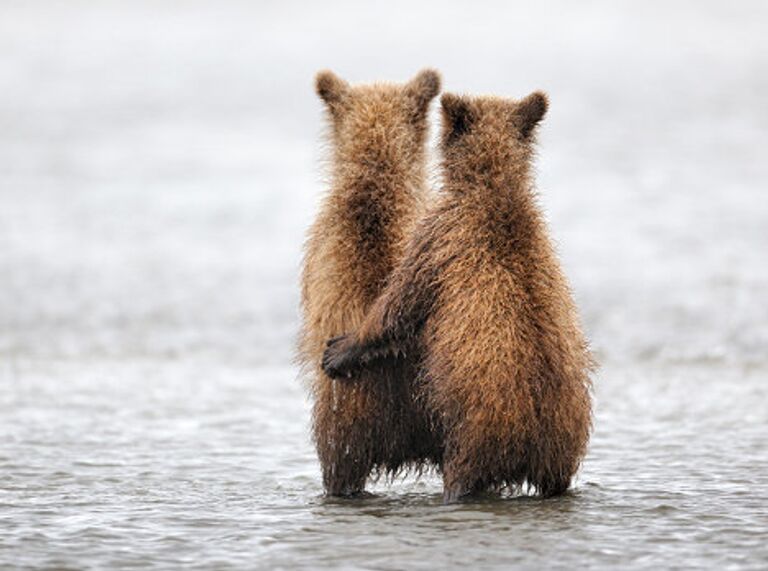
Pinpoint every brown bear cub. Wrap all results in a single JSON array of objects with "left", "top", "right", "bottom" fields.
[
  {"left": 322, "top": 91, "right": 594, "bottom": 503},
  {"left": 299, "top": 69, "right": 442, "bottom": 496}
]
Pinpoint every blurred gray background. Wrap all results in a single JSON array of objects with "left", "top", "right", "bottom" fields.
[
  {"left": 2, "top": 0, "right": 766, "bottom": 367},
  {"left": 1, "top": 1, "right": 766, "bottom": 569}
]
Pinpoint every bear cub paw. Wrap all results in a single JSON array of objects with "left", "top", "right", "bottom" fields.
[{"left": 322, "top": 335, "right": 363, "bottom": 379}]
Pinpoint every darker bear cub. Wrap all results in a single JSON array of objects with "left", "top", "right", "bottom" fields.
[{"left": 323, "top": 91, "right": 594, "bottom": 503}]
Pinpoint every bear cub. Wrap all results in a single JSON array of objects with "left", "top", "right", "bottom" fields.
[{"left": 299, "top": 69, "right": 442, "bottom": 496}]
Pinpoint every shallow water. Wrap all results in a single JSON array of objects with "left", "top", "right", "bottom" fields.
[
  {"left": 3, "top": 361, "right": 767, "bottom": 569},
  {"left": 1, "top": 1, "right": 767, "bottom": 569}
]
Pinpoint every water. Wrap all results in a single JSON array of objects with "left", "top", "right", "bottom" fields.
[{"left": 1, "top": 1, "right": 767, "bottom": 569}]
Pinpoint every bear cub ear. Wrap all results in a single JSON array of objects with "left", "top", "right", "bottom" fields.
[
  {"left": 406, "top": 68, "right": 441, "bottom": 114},
  {"left": 516, "top": 91, "right": 548, "bottom": 138},
  {"left": 441, "top": 93, "right": 473, "bottom": 144},
  {"left": 315, "top": 70, "right": 350, "bottom": 112}
]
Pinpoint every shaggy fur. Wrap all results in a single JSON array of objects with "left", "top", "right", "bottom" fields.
[
  {"left": 322, "top": 91, "right": 594, "bottom": 503},
  {"left": 299, "top": 69, "right": 442, "bottom": 496}
]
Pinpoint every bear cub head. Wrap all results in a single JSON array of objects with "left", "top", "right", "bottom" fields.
[
  {"left": 315, "top": 69, "right": 441, "bottom": 168},
  {"left": 440, "top": 91, "right": 548, "bottom": 178}
]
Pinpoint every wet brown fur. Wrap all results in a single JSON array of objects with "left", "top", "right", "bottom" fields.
[
  {"left": 323, "top": 91, "right": 594, "bottom": 503},
  {"left": 299, "top": 69, "right": 442, "bottom": 496}
]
